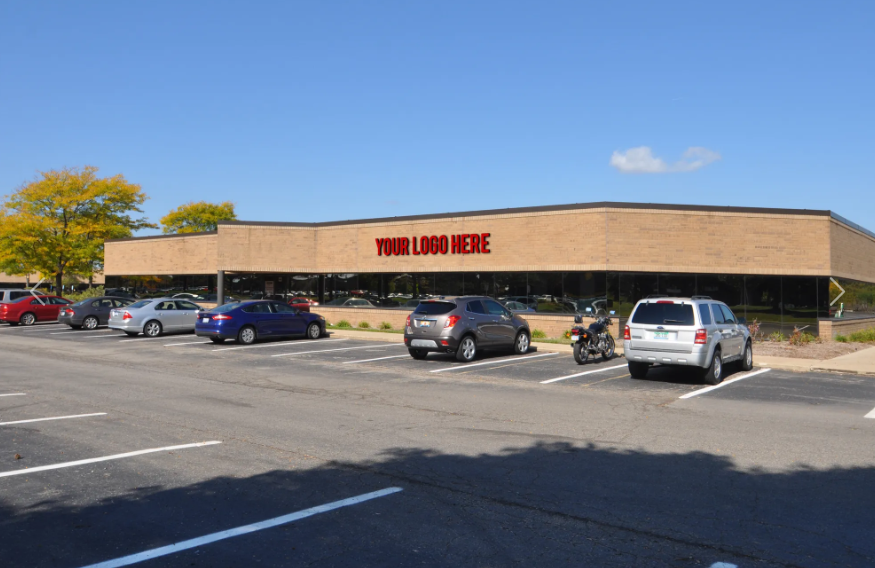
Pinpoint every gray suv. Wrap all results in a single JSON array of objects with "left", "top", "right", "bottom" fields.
[
  {"left": 404, "top": 297, "right": 531, "bottom": 362},
  {"left": 623, "top": 297, "right": 752, "bottom": 384}
]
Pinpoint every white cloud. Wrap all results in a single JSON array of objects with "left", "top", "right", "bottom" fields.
[{"left": 610, "top": 146, "right": 721, "bottom": 174}]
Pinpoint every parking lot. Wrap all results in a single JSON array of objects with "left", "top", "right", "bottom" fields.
[{"left": 3, "top": 322, "right": 875, "bottom": 567}]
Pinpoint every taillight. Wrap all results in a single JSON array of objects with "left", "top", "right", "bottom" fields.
[
  {"left": 312, "top": 301, "right": 319, "bottom": 306},
  {"left": 212, "top": 314, "right": 232, "bottom": 320},
  {"left": 623, "top": 325, "right": 631, "bottom": 340},
  {"left": 406, "top": 315, "right": 411, "bottom": 328},
  {"left": 444, "top": 315, "right": 461, "bottom": 328},
  {"left": 695, "top": 329, "right": 707, "bottom": 344},
  {"left": 656, "top": 300, "right": 674, "bottom": 304},
  {"left": 122, "top": 311, "right": 132, "bottom": 320}
]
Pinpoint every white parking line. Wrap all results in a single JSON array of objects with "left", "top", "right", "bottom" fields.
[
  {"left": 271, "top": 344, "right": 404, "bottom": 358},
  {"left": 164, "top": 341, "right": 211, "bottom": 347},
  {"left": 0, "top": 412, "right": 106, "bottom": 426},
  {"left": 432, "top": 352, "right": 558, "bottom": 373},
  {"left": 864, "top": 406, "right": 875, "bottom": 419},
  {"left": 0, "top": 441, "right": 221, "bottom": 478},
  {"left": 212, "top": 338, "right": 346, "bottom": 352},
  {"left": 678, "top": 368, "right": 771, "bottom": 399},
  {"left": 0, "top": 393, "right": 26, "bottom": 397},
  {"left": 49, "top": 329, "right": 113, "bottom": 335},
  {"left": 343, "top": 354, "right": 411, "bottom": 364},
  {"left": 78, "top": 487, "right": 403, "bottom": 568},
  {"left": 539, "top": 363, "right": 628, "bottom": 384},
  {"left": 18, "top": 324, "right": 66, "bottom": 332},
  {"left": 85, "top": 334, "right": 128, "bottom": 339}
]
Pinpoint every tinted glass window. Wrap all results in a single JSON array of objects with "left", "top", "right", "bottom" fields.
[
  {"left": 212, "top": 302, "right": 241, "bottom": 313},
  {"left": 155, "top": 301, "right": 176, "bottom": 310},
  {"left": 74, "top": 299, "right": 92, "bottom": 307},
  {"left": 414, "top": 302, "right": 456, "bottom": 315},
  {"left": 698, "top": 304, "right": 712, "bottom": 325},
  {"left": 711, "top": 304, "right": 726, "bottom": 324},
  {"left": 719, "top": 305, "right": 737, "bottom": 323},
  {"left": 175, "top": 301, "right": 200, "bottom": 311},
  {"left": 129, "top": 300, "right": 153, "bottom": 309},
  {"left": 96, "top": 299, "right": 113, "bottom": 308},
  {"left": 242, "top": 302, "right": 272, "bottom": 314},
  {"left": 51, "top": 297, "right": 71, "bottom": 305},
  {"left": 466, "top": 300, "right": 487, "bottom": 314},
  {"left": 631, "top": 302, "right": 695, "bottom": 326},
  {"left": 113, "top": 299, "right": 133, "bottom": 307},
  {"left": 272, "top": 303, "right": 296, "bottom": 313},
  {"left": 30, "top": 298, "right": 44, "bottom": 305},
  {"left": 10, "top": 291, "right": 29, "bottom": 300},
  {"left": 484, "top": 299, "right": 510, "bottom": 317}
]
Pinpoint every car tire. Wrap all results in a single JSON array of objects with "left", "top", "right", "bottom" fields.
[
  {"left": 513, "top": 330, "right": 530, "bottom": 354},
  {"left": 83, "top": 316, "right": 99, "bottom": 330},
  {"left": 409, "top": 348, "right": 427, "bottom": 360},
  {"left": 740, "top": 340, "right": 753, "bottom": 371},
  {"left": 573, "top": 342, "right": 589, "bottom": 365},
  {"left": 20, "top": 312, "right": 36, "bottom": 326},
  {"left": 456, "top": 335, "right": 477, "bottom": 362},
  {"left": 629, "top": 361, "right": 650, "bottom": 379},
  {"left": 125, "top": 331, "right": 138, "bottom": 337},
  {"left": 238, "top": 325, "right": 257, "bottom": 345},
  {"left": 143, "top": 320, "right": 163, "bottom": 338},
  {"left": 306, "top": 322, "right": 321, "bottom": 339},
  {"left": 210, "top": 337, "right": 226, "bottom": 344},
  {"left": 702, "top": 347, "right": 723, "bottom": 385},
  {"left": 601, "top": 336, "right": 615, "bottom": 360}
]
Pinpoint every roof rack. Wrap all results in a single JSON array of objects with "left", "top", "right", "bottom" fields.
[{"left": 691, "top": 295, "right": 712, "bottom": 300}]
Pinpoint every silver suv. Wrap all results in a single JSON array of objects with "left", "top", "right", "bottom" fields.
[
  {"left": 623, "top": 297, "right": 752, "bottom": 384},
  {"left": 404, "top": 297, "right": 531, "bottom": 362}
]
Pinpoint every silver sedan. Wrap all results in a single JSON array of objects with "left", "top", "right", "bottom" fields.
[{"left": 108, "top": 298, "right": 203, "bottom": 337}]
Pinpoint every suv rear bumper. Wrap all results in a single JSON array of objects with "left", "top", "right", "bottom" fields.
[
  {"left": 404, "top": 334, "right": 461, "bottom": 352},
  {"left": 623, "top": 340, "right": 710, "bottom": 367}
]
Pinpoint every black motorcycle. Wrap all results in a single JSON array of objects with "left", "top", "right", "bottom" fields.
[{"left": 570, "top": 310, "right": 616, "bottom": 364}]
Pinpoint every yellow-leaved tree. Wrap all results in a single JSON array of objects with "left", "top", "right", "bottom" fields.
[
  {"left": 0, "top": 166, "right": 155, "bottom": 292},
  {"left": 160, "top": 201, "right": 237, "bottom": 234}
]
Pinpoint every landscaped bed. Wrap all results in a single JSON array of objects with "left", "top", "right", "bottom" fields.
[{"left": 753, "top": 340, "right": 871, "bottom": 360}]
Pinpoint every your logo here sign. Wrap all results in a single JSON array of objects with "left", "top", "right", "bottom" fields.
[{"left": 375, "top": 233, "right": 491, "bottom": 256}]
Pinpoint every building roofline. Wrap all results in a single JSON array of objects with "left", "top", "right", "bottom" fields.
[
  {"left": 830, "top": 212, "right": 875, "bottom": 240},
  {"left": 106, "top": 230, "right": 217, "bottom": 243}
]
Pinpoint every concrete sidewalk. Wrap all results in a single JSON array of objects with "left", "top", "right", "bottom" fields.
[{"left": 811, "top": 347, "right": 875, "bottom": 376}]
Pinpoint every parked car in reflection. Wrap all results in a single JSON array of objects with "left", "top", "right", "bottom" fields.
[
  {"left": 0, "top": 295, "right": 71, "bottom": 325},
  {"left": 287, "top": 297, "right": 319, "bottom": 312},
  {"left": 502, "top": 300, "right": 537, "bottom": 313},
  {"left": 323, "top": 297, "right": 378, "bottom": 308},
  {"left": 173, "top": 292, "right": 237, "bottom": 303},
  {"left": 195, "top": 300, "right": 326, "bottom": 344},
  {"left": 108, "top": 298, "right": 203, "bottom": 337},
  {"left": 104, "top": 288, "right": 138, "bottom": 300},
  {"left": 0, "top": 289, "right": 35, "bottom": 303},
  {"left": 59, "top": 296, "right": 134, "bottom": 329}
]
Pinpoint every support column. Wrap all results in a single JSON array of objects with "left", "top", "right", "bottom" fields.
[{"left": 217, "top": 270, "right": 225, "bottom": 305}]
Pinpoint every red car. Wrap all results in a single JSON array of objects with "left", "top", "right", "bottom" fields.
[
  {"left": 287, "top": 297, "right": 318, "bottom": 312},
  {"left": 0, "top": 295, "right": 72, "bottom": 326}
]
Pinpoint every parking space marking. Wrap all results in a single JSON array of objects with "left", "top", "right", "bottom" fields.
[
  {"left": 430, "top": 352, "right": 558, "bottom": 373},
  {"left": 0, "top": 412, "right": 107, "bottom": 426},
  {"left": 212, "top": 338, "right": 346, "bottom": 352},
  {"left": 865, "top": 406, "right": 875, "bottom": 419},
  {"left": 272, "top": 344, "right": 405, "bottom": 358},
  {"left": 164, "top": 341, "right": 212, "bottom": 347},
  {"left": 49, "top": 329, "right": 113, "bottom": 335},
  {"left": 0, "top": 441, "right": 222, "bottom": 479},
  {"left": 0, "top": 393, "right": 26, "bottom": 397},
  {"left": 78, "top": 487, "right": 403, "bottom": 568},
  {"left": 539, "top": 363, "right": 628, "bottom": 384},
  {"left": 85, "top": 334, "right": 129, "bottom": 339},
  {"left": 678, "top": 368, "right": 771, "bottom": 399},
  {"left": 343, "top": 354, "right": 411, "bottom": 364}
]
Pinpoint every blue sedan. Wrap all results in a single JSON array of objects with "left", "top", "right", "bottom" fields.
[{"left": 195, "top": 300, "right": 326, "bottom": 344}]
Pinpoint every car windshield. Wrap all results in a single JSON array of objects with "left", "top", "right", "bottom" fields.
[
  {"left": 631, "top": 302, "right": 696, "bottom": 326},
  {"left": 212, "top": 302, "right": 241, "bottom": 313},
  {"left": 127, "top": 300, "right": 153, "bottom": 309},
  {"left": 414, "top": 301, "right": 456, "bottom": 315}
]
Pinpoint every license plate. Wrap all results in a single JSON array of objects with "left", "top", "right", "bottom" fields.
[
  {"left": 202, "top": 317, "right": 209, "bottom": 323},
  {"left": 654, "top": 331, "right": 669, "bottom": 340},
  {"left": 571, "top": 335, "right": 579, "bottom": 341},
  {"left": 416, "top": 320, "right": 432, "bottom": 328}
]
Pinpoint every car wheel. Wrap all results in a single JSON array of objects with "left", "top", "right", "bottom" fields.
[
  {"left": 409, "top": 348, "right": 427, "bottom": 360},
  {"left": 513, "top": 330, "right": 530, "bottom": 354},
  {"left": 20, "top": 312, "right": 36, "bottom": 326},
  {"left": 740, "top": 341, "right": 753, "bottom": 371},
  {"left": 143, "top": 320, "right": 163, "bottom": 338},
  {"left": 210, "top": 337, "right": 226, "bottom": 344},
  {"left": 456, "top": 336, "right": 477, "bottom": 362},
  {"left": 702, "top": 348, "right": 723, "bottom": 385},
  {"left": 125, "top": 331, "right": 138, "bottom": 337},
  {"left": 601, "top": 336, "right": 615, "bottom": 360},
  {"left": 629, "top": 361, "right": 650, "bottom": 379},
  {"left": 306, "top": 322, "right": 321, "bottom": 339},
  {"left": 573, "top": 342, "right": 589, "bottom": 365},
  {"left": 238, "top": 325, "right": 257, "bottom": 345},
  {"left": 83, "top": 316, "right": 99, "bottom": 330}
]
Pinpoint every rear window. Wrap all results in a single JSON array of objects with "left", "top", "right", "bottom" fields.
[
  {"left": 631, "top": 302, "right": 696, "bottom": 326},
  {"left": 128, "top": 300, "right": 153, "bottom": 309},
  {"left": 212, "top": 302, "right": 241, "bottom": 313},
  {"left": 414, "top": 302, "right": 456, "bottom": 316}
]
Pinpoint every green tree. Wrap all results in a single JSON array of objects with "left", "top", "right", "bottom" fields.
[
  {"left": 0, "top": 166, "right": 154, "bottom": 292},
  {"left": 160, "top": 201, "right": 236, "bottom": 234}
]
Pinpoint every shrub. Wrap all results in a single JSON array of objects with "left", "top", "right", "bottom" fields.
[
  {"left": 65, "top": 286, "right": 105, "bottom": 302},
  {"left": 848, "top": 327, "right": 875, "bottom": 342},
  {"left": 358, "top": 321, "right": 370, "bottom": 329},
  {"left": 531, "top": 329, "right": 547, "bottom": 339},
  {"left": 746, "top": 318, "right": 763, "bottom": 342},
  {"left": 788, "top": 328, "right": 819, "bottom": 346},
  {"left": 768, "top": 331, "right": 786, "bottom": 342},
  {"left": 379, "top": 321, "right": 393, "bottom": 330},
  {"left": 337, "top": 320, "right": 352, "bottom": 328},
  {"left": 563, "top": 329, "right": 573, "bottom": 339},
  {"left": 835, "top": 334, "right": 849, "bottom": 343}
]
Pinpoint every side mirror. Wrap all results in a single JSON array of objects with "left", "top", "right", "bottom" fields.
[
  {"left": 574, "top": 314, "right": 583, "bottom": 324},
  {"left": 609, "top": 310, "right": 616, "bottom": 316},
  {"left": 737, "top": 317, "right": 747, "bottom": 325}
]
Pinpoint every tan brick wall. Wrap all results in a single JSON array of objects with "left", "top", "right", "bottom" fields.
[
  {"left": 104, "top": 233, "right": 218, "bottom": 276},
  {"left": 819, "top": 317, "right": 875, "bottom": 341},
  {"left": 830, "top": 220, "right": 875, "bottom": 283}
]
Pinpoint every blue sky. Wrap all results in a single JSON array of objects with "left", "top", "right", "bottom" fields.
[{"left": 1, "top": 1, "right": 873, "bottom": 235}]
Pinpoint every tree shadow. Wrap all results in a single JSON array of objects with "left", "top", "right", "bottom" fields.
[{"left": 1, "top": 441, "right": 872, "bottom": 567}]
